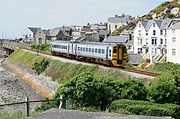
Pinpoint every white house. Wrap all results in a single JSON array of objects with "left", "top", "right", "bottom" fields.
[
  {"left": 166, "top": 22, "right": 180, "bottom": 64},
  {"left": 21, "top": 27, "right": 40, "bottom": 44},
  {"left": 133, "top": 19, "right": 173, "bottom": 57},
  {"left": 108, "top": 15, "right": 131, "bottom": 33}
]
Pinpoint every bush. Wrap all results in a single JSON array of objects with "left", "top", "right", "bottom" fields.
[
  {"left": 108, "top": 99, "right": 180, "bottom": 119},
  {"left": 33, "top": 59, "right": 49, "bottom": 74},
  {"left": 31, "top": 44, "right": 50, "bottom": 51},
  {"left": 147, "top": 75, "right": 180, "bottom": 104},
  {"left": 55, "top": 73, "right": 147, "bottom": 111}
]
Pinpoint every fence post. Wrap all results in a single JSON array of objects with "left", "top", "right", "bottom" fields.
[{"left": 26, "top": 96, "right": 30, "bottom": 117}]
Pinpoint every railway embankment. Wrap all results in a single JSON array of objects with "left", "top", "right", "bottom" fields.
[
  {"left": 6, "top": 49, "right": 140, "bottom": 84},
  {"left": 0, "top": 58, "right": 44, "bottom": 113}
]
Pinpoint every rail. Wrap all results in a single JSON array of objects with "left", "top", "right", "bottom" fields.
[{"left": 1, "top": 42, "right": 161, "bottom": 77}]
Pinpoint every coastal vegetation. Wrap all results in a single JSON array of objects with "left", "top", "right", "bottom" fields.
[
  {"left": 7, "top": 50, "right": 180, "bottom": 118},
  {"left": 31, "top": 44, "right": 50, "bottom": 52}
]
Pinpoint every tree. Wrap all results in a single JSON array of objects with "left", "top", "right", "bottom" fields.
[
  {"left": 55, "top": 73, "right": 147, "bottom": 111},
  {"left": 148, "top": 79, "right": 176, "bottom": 103}
]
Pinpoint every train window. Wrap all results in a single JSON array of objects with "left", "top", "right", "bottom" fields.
[
  {"left": 98, "top": 49, "right": 101, "bottom": 53},
  {"left": 83, "top": 47, "right": 85, "bottom": 52},
  {"left": 109, "top": 50, "right": 111, "bottom": 57},
  {"left": 86, "top": 48, "right": 88, "bottom": 52},
  {"left": 95, "top": 48, "right": 97, "bottom": 53},
  {"left": 89, "top": 48, "right": 91, "bottom": 52},
  {"left": 102, "top": 49, "right": 105, "bottom": 54},
  {"left": 113, "top": 48, "right": 117, "bottom": 53},
  {"left": 92, "top": 48, "right": 94, "bottom": 53}
]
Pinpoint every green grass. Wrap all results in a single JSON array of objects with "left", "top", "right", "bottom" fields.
[{"left": 8, "top": 50, "right": 133, "bottom": 83}]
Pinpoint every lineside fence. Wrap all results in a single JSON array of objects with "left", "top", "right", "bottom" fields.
[{"left": 0, "top": 96, "right": 66, "bottom": 117}]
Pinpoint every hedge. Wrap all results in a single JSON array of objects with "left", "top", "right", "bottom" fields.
[{"left": 108, "top": 99, "right": 180, "bottom": 119}]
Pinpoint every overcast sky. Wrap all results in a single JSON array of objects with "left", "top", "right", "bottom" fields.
[{"left": 0, "top": 0, "right": 168, "bottom": 39}]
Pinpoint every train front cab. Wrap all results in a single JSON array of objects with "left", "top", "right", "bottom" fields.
[{"left": 111, "top": 44, "right": 127, "bottom": 66}]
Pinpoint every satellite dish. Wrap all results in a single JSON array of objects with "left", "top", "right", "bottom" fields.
[{"left": 171, "top": 7, "right": 179, "bottom": 15}]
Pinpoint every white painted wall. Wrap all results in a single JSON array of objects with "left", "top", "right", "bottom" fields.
[
  {"left": 167, "top": 29, "right": 180, "bottom": 64},
  {"left": 133, "top": 21, "right": 166, "bottom": 56},
  {"left": 107, "top": 22, "right": 126, "bottom": 33},
  {"left": 133, "top": 21, "right": 146, "bottom": 54}
]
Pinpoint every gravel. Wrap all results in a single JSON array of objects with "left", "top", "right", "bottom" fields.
[{"left": 0, "top": 58, "right": 44, "bottom": 113}]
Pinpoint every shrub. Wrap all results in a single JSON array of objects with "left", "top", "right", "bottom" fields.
[
  {"left": 33, "top": 59, "right": 49, "bottom": 74},
  {"left": 147, "top": 75, "right": 180, "bottom": 104},
  {"left": 108, "top": 99, "right": 180, "bottom": 119},
  {"left": 55, "top": 73, "right": 147, "bottom": 111}
]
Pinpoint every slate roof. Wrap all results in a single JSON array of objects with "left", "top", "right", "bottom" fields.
[
  {"left": 128, "top": 54, "right": 143, "bottom": 65},
  {"left": 159, "top": 19, "right": 172, "bottom": 29},
  {"left": 103, "top": 35, "right": 128, "bottom": 43},
  {"left": 126, "top": 39, "right": 134, "bottom": 46},
  {"left": 27, "top": 108, "right": 171, "bottom": 119},
  {"left": 168, "top": 22, "right": 180, "bottom": 29},
  {"left": 141, "top": 21, "right": 149, "bottom": 28},
  {"left": 49, "top": 28, "right": 61, "bottom": 37},
  {"left": 140, "top": 19, "right": 173, "bottom": 30},
  {"left": 28, "top": 27, "right": 41, "bottom": 34},
  {"left": 42, "top": 30, "right": 50, "bottom": 36},
  {"left": 98, "top": 30, "right": 109, "bottom": 36},
  {"left": 108, "top": 17, "right": 128, "bottom": 24}
]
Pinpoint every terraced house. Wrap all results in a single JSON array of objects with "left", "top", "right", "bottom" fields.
[
  {"left": 133, "top": 19, "right": 180, "bottom": 62},
  {"left": 166, "top": 22, "right": 180, "bottom": 64}
]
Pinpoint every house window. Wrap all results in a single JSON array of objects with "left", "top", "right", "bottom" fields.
[
  {"left": 146, "top": 38, "right": 148, "bottom": 44},
  {"left": 138, "top": 48, "right": 142, "bottom": 54},
  {"left": 153, "top": 30, "right": 156, "bottom": 35},
  {"left": 172, "top": 49, "right": 176, "bottom": 56},
  {"left": 160, "top": 38, "right": 163, "bottom": 44},
  {"left": 86, "top": 48, "right": 88, "bottom": 52},
  {"left": 146, "top": 32, "right": 148, "bottom": 36},
  {"left": 138, "top": 38, "right": 142, "bottom": 45},
  {"left": 139, "top": 24, "right": 141, "bottom": 27},
  {"left": 102, "top": 49, "right": 105, "bottom": 54},
  {"left": 115, "top": 25, "right": 118, "bottom": 29},
  {"left": 152, "top": 38, "right": 157, "bottom": 45},
  {"left": 172, "top": 29, "right": 175, "bottom": 34},
  {"left": 138, "top": 30, "right": 141, "bottom": 36},
  {"left": 153, "top": 23, "right": 155, "bottom": 27},
  {"left": 165, "top": 39, "right": 167, "bottom": 45},
  {"left": 160, "top": 30, "right": 163, "bottom": 35},
  {"left": 172, "top": 37, "right": 176, "bottom": 45},
  {"left": 128, "top": 46, "right": 131, "bottom": 50}
]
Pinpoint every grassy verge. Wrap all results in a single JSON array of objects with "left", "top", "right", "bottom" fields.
[{"left": 7, "top": 50, "right": 133, "bottom": 83}]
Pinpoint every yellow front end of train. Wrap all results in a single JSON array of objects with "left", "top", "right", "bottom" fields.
[{"left": 111, "top": 44, "right": 127, "bottom": 67}]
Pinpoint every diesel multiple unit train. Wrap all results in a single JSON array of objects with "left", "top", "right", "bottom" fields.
[{"left": 50, "top": 41, "right": 127, "bottom": 67}]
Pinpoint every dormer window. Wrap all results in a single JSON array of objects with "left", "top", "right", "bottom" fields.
[
  {"left": 139, "top": 24, "right": 141, "bottom": 27},
  {"left": 153, "top": 23, "right": 155, "bottom": 27}
]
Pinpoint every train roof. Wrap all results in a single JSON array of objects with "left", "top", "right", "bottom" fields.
[{"left": 51, "top": 40, "right": 124, "bottom": 46}]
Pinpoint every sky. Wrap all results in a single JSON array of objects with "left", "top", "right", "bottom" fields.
[{"left": 0, "top": 0, "right": 169, "bottom": 39}]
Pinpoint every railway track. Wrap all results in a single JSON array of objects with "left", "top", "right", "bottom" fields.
[{"left": 21, "top": 48, "right": 161, "bottom": 77}]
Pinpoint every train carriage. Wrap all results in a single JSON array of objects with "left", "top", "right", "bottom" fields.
[{"left": 51, "top": 41, "right": 127, "bottom": 67}]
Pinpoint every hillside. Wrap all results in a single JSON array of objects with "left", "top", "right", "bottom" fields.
[{"left": 142, "top": 0, "right": 180, "bottom": 19}]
